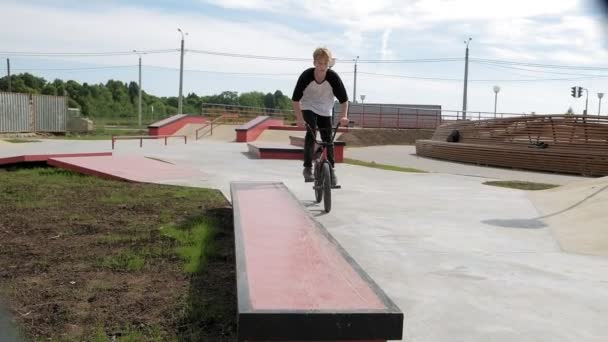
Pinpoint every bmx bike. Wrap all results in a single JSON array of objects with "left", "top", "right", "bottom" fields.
[{"left": 305, "top": 122, "right": 342, "bottom": 213}]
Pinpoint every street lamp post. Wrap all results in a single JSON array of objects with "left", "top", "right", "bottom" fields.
[
  {"left": 177, "top": 28, "right": 188, "bottom": 115},
  {"left": 462, "top": 37, "right": 472, "bottom": 120},
  {"left": 353, "top": 56, "right": 359, "bottom": 104},
  {"left": 598, "top": 93, "right": 604, "bottom": 116},
  {"left": 493, "top": 85, "right": 500, "bottom": 118},
  {"left": 360, "top": 94, "right": 366, "bottom": 103},
  {"left": 133, "top": 50, "right": 143, "bottom": 127}
]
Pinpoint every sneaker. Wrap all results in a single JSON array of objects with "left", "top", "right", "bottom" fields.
[
  {"left": 330, "top": 168, "right": 338, "bottom": 187},
  {"left": 303, "top": 167, "right": 314, "bottom": 182}
]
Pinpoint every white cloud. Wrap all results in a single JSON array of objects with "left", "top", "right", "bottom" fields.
[
  {"left": 380, "top": 29, "right": 395, "bottom": 60},
  {"left": 1, "top": 0, "right": 607, "bottom": 114}
]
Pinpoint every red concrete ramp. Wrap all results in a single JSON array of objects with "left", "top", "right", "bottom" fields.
[
  {"left": 0, "top": 152, "right": 112, "bottom": 166},
  {"left": 47, "top": 155, "right": 204, "bottom": 183}
]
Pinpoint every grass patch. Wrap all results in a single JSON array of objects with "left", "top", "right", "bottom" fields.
[
  {"left": 2, "top": 139, "right": 41, "bottom": 143},
  {"left": 162, "top": 218, "right": 217, "bottom": 273},
  {"left": 0, "top": 166, "right": 235, "bottom": 341},
  {"left": 100, "top": 250, "right": 146, "bottom": 272},
  {"left": 484, "top": 180, "right": 559, "bottom": 191},
  {"left": 344, "top": 158, "right": 427, "bottom": 173},
  {"left": 54, "top": 128, "right": 148, "bottom": 140}
]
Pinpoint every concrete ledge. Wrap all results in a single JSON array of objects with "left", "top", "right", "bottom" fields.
[
  {"left": 230, "top": 181, "right": 403, "bottom": 341},
  {"left": 269, "top": 125, "right": 350, "bottom": 133},
  {"left": 236, "top": 116, "right": 284, "bottom": 142},
  {"left": 247, "top": 142, "right": 344, "bottom": 163},
  {"left": 148, "top": 115, "right": 207, "bottom": 136}
]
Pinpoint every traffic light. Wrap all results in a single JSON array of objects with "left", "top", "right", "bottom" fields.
[
  {"left": 578, "top": 87, "right": 583, "bottom": 98},
  {"left": 571, "top": 86, "right": 577, "bottom": 97}
]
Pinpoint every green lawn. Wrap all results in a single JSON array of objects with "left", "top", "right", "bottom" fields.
[
  {"left": 344, "top": 158, "right": 427, "bottom": 173},
  {"left": 483, "top": 180, "right": 559, "bottom": 190}
]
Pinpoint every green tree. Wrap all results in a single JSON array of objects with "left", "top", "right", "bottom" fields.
[
  {"left": 263, "top": 92, "right": 275, "bottom": 109},
  {"left": 238, "top": 91, "right": 265, "bottom": 107},
  {"left": 128, "top": 81, "right": 139, "bottom": 104}
]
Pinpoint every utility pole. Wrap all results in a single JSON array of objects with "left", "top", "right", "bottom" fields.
[
  {"left": 353, "top": 56, "right": 359, "bottom": 104},
  {"left": 133, "top": 50, "right": 143, "bottom": 126},
  {"left": 177, "top": 28, "right": 187, "bottom": 115},
  {"left": 7, "top": 58, "right": 11, "bottom": 92},
  {"left": 462, "top": 37, "right": 472, "bottom": 120}
]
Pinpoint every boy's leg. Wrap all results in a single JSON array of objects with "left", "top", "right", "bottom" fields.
[
  {"left": 316, "top": 114, "right": 334, "bottom": 167},
  {"left": 302, "top": 110, "right": 316, "bottom": 181},
  {"left": 316, "top": 114, "right": 338, "bottom": 186}
]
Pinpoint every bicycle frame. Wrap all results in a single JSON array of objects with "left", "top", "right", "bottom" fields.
[{"left": 304, "top": 122, "right": 341, "bottom": 163}]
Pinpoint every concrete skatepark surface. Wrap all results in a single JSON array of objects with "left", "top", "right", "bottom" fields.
[
  {"left": 347, "top": 145, "right": 586, "bottom": 185},
  {"left": 1, "top": 138, "right": 607, "bottom": 342}
]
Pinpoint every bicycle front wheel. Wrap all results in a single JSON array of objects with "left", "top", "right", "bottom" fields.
[
  {"left": 322, "top": 162, "right": 332, "bottom": 213},
  {"left": 314, "top": 164, "right": 323, "bottom": 203}
]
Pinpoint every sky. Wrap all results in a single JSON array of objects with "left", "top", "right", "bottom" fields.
[{"left": 2, "top": 0, "right": 608, "bottom": 115}]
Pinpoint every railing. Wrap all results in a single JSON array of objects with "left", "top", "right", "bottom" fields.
[
  {"left": 202, "top": 103, "right": 293, "bottom": 120},
  {"left": 111, "top": 134, "right": 187, "bottom": 149},
  {"left": 195, "top": 114, "right": 246, "bottom": 140}
]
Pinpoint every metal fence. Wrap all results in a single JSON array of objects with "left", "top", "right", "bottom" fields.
[
  {"left": 337, "top": 103, "right": 442, "bottom": 129},
  {"left": 34, "top": 95, "right": 67, "bottom": 132},
  {"left": 0, "top": 92, "right": 29, "bottom": 133},
  {"left": 0, "top": 92, "right": 67, "bottom": 133},
  {"left": 199, "top": 102, "right": 552, "bottom": 129}
]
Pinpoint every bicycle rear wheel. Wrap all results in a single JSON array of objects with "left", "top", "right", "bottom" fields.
[{"left": 322, "top": 162, "right": 332, "bottom": 212}]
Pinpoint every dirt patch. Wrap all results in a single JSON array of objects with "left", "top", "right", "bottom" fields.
[
  {"left": 0, "top": 167, "right": 236, "bottom": 341},
  {"left": 339, "top": 128, "right": 434, "bottom": 147}
]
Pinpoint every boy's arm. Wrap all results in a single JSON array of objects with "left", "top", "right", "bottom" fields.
[
  {"left": 327, "top": 70, "right": 350, "bottom": 125},
  {"left": 291, "top": 69, "right": 312, "bottom": 127},
  {"left": 292, "top": 101, "right": 304, "bottom": 127},
  {"left": 338, "top": 101, "right": 349, "bottom": 125}
]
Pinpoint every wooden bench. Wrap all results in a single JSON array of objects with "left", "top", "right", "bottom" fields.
[
  {"left": 416, "top": 115, "right": 608, "bottom": 176},
  {"left": 230, "top": 182, "right": 403, "bottom": 341}
]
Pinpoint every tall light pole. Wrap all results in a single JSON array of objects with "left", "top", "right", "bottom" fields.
[
  {"left": 177, "top": 28, "right": 188, "bottom": 114},
  {"left": 493, "top": 85, "right": 500, "bottom": 118},
  {"left": 133, "top": 50, "right": 143, "bottom": 126},
  {"left": 462, "top": 37, "right": 472, "bottom": 120},
  {"left": 353, "top": 56, "right": 359, "bottom": 103},
  {"left": 598, "top": 92, "right": 604, "bottom": 116},
  {"left": 360, "top": 94, "right": 366, "bottom": 103}
]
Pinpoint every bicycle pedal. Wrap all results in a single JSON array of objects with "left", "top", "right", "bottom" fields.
[{"left": 331, "top": 185, "right": 342, "bottom": 189}]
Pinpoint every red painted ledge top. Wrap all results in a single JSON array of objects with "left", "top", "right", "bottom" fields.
[{"left": 230, "top": 181, "right": 397, "bottom": 312}]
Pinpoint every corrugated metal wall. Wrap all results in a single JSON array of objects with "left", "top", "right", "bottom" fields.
[
  {"left": 0, "top": 92, "right": 30, "bottom": 133},
  {"left": 0, "top": 92, "right": 67, "bottom": 133},
  {"left": 34, "top": 95, "right": 67, "bottom": 132},
  {"left": 334, "top": 102, "right": 442, "bottom": 129}
]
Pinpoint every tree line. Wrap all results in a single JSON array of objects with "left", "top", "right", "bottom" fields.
[{"left": 0, "top": 73, "right": 293, "bottom": 121}]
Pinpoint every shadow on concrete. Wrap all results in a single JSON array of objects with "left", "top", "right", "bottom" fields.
[
  {"left": 482, "top": 218, "right": 547, "bottom": 229},
  {"left": 483, "top": 183, "right": 608, "bottom": 229}
]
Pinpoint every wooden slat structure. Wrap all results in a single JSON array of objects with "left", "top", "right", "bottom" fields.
[{"left": 416, "top": 115, "right": 608, "bottom": 176}]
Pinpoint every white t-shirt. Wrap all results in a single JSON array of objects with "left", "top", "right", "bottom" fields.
[{"left": 292, "top": 68, "right": 348, "bottom": 117}]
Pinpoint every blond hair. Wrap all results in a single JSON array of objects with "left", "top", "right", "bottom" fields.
[{"left": 313, "top": 47, "right": 332, "bottom": 62}]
